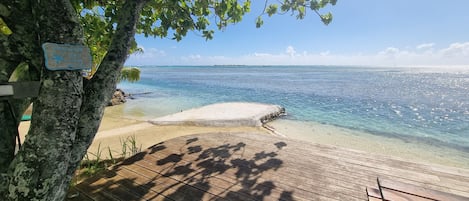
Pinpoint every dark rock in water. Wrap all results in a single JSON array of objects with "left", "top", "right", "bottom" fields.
[{"left": 108, "top": 89, "right": 127, "bottom": 106}]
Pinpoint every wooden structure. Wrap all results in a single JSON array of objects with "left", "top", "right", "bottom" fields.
[
  {"left": 71, "top": 133, "right": 469, "bottom": 200},
  {"left": 367, "top": 178, "right": 469, "bottom": 201}
]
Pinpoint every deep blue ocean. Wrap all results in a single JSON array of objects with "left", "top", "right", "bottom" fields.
[{"left": 118, "top": 66, "right": 469, "bottom": 152}]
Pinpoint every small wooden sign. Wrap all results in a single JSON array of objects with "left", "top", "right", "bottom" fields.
[
  {"left": 0, "top": 85, "right": 14, "bottom": 97},
  {"left": 42, "top": 43, "right": 92, "bottom": 70}
]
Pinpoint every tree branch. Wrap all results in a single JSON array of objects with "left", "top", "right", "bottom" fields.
[{"left": 64, "top": 0, "right": 150, "bottom": 188}]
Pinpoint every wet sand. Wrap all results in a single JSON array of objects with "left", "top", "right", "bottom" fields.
[{"left": 268, "top": 119, "right": 469, "bottom": 169}]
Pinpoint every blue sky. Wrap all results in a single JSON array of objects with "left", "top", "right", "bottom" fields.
[{"left": 126, "top": 0, "right": 469, "bottom": 67}]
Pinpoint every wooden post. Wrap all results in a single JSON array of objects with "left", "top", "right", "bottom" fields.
[
  {"left": 0, "top": 81, "right": 40, "bottom": 99},
  {"left": 0, "top": 85, "right": 14, "bottom": 97}
]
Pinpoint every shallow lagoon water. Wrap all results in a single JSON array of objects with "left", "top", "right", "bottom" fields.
[{"left": 118, "top": 66, "right": 469, "bottom": 168}]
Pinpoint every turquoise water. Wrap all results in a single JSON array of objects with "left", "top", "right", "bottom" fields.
[{"left": 118, "top": 66, "right": 469, "bottom": 153}]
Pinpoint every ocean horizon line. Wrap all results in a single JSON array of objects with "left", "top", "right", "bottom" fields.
[{"left": 126, "top": 64, "right": 469, "bottom": 70}]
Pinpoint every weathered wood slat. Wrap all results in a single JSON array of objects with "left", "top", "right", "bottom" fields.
[
  {"left": 138, "top": 138, "right": 367, "bottom": 200},
  {"left": 150, "top": 133, "right": 469, "bottom": 196},
  {"left": 366, "top": 187, "right": 382, "bottom": 199},
  {"left": 381, "top": 188, "right": 434, "bottom": 201},
  {"left": 137, "top": 132, "right": 468, "bottom": 198},
  {"left": 120, "top": 163, "right": 252, "bottom": 201},
  {"left": 134, "top": 148, "right": 354, "bottom": 201},
  {"left": 379, "top": 179, "right": 469, "bottom": 201},
  {"left": 73, "top": 132, "right": 469, "bottom": 201},
  {"left": 197, "top": 133, "right": 469, "bottom": 194},
  {"left": 227, "top": 132, "right": 469, "bottom": 178},
  {"left": 232, "top": 132, "right": 469, "bottom": 180}
]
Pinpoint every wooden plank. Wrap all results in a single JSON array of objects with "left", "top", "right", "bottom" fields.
[
  {"left": 379, "top": 179, "right": 469, "bottom": 201},
  {"left": 116, "top": 166, "right": 224, "bottom": 201},
  {"left": 76, "top": 133, "right": 469, "bottom": 201},
  {"left": 124, "top": 143, "right": 360, "bottom": 200},
  {"left": 381, "top": 188, "right": 434, "bottom": 201},
  {"left": 131, "top": 155, "right": 326, "bottom": 201},
  {"left": 0, "top": 85, "right": 13, "bottom": 96},
  {"left": 104, "top": 168, "right": 173, "bottom": 201},
  {"left": 11, "top": 81, "right": 41, "bottom": 98},
  {"left": 366, "top": 187, "right": 382, "bottom": 199},
  {"left": 138, "top": 142, "right": 367, "bottom": 200},
  {"left": 74, "top": 171, "right": 143, "bottom": 201},
  {"left": 148, "top": 133, "right": 444, "bottom": 196},
  {"left": 368, "top": 197, "right": 383, "bottom": 201},
  {"left": 198, "top": 133, "right": 469, "bottom": 194},
  {"left": 119, "top": 164, "right": 247, "bottom": 201},
  {"left": 223, "top": 132, "right": 469, "bottom": 179},
  {"left": 145, "top": 133, "right": 468, "bottom": 199},
  {"left": 251, "top": 133, "right": 469, "bottom": 180}
]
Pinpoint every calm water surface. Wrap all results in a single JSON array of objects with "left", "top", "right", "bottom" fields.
[{"left": 118, "top": 66, "right": 469, "bottom": 153}]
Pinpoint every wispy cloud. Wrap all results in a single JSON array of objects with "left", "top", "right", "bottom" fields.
[
  {"left": 439, "top": 42, "right": 469, "bottom": 57},
  {"left": 126, "top": 43, "right": 469, "bottom": 67},
  {"left": 416, "top": 43, "right": 435, "bottom": 50}
]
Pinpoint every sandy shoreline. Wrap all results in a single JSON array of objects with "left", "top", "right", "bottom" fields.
[
  {"left": 18, "top": 104, "right": 272, "bottom": 161},
  {"left": 268, "top": 119, "right": 469, "bottom": 169},
  {"left": 18, "top": 103, "right": 468, "bottom": 170}
]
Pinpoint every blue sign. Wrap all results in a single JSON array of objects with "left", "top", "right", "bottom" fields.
[{"left": 42, "top": 43, "right": 92, "bottom": 70}]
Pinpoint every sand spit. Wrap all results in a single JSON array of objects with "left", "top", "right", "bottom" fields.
[{"left": 149, "top": 102, "right": 285, "bottom": 127}]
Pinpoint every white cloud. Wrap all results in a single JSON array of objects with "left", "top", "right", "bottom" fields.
[
  {"left": 416, "top": 43, "right": 435, "bottom": 50},
  {"left": 378, "top": 47, "right": 400, "bottom": 56},
  {"left": 126, "top": 43, "right": 469, "bottom": 67},
  {"left": 286, "top": 46, "right": 296, "bottom": 57},
  {"left": 439, "top": 42, "right": 469, "bottom": 57},
  {"left": 253, "top": 52, "right": 272, "bottom": 57},
  {"left": 319, "top": 51, "right": 330, "bottom": 56}
]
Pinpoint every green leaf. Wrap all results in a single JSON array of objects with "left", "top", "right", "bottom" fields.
[
  {"left": 256, "top": 16, "right": 263, "bottom": 28},
  {"left": 266, "top": 4, "right": 278, "bottom": 17},
  {"left": 297, "top": 6, "right": 305, "bottom": 19},
  {"left": 202, "top": 30, "right": 214, "bottom": 40},
  {"left": 320, "top": 12, "right": 333, "bottom": 25},
  {"left": 280, "top": 3, "right": 290, "bottom": 12},
  {"left": 119, "top": 67, "right": 141, "bottom": 83},
  {"left": 310, "top": 0, "right": 320, "bottom": 10},
  {"left": 0, "top": 17, "right": 12, "bottom": 35}
]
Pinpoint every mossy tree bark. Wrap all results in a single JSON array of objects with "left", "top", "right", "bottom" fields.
[
  {"left": 0, "top": 0, "right": 148, "bottom": 200},
  {"left": 0, "top": 0, "right": 40, "bottom": 179}
]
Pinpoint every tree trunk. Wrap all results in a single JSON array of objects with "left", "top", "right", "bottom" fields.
[
  {"left": 4, "top": 0, "right": 84, "bottom": 200},
  {"left": 64, "top": 0, "right": 149, "bottom": 187},
  {"left": 0, "top": 60, "right": 20, "bottom": 176},
  {"left": 0, "top": 0, "right": 41, "bottom": 184},
  {"left": 1, "top": 0, "right": 149, "bottom": 200}
]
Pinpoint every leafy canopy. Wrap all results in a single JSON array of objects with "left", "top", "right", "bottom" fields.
[{"left": 71, "top": 0, "right": 336, "bottom": 71}]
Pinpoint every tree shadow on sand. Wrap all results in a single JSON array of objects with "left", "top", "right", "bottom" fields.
[{"left": 70, "top": 133, "right": 295, "bottom": 201}]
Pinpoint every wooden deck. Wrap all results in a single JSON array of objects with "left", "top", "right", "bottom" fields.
[{"left": 71, "top": 132, "right": 469, "bottom": 201}]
